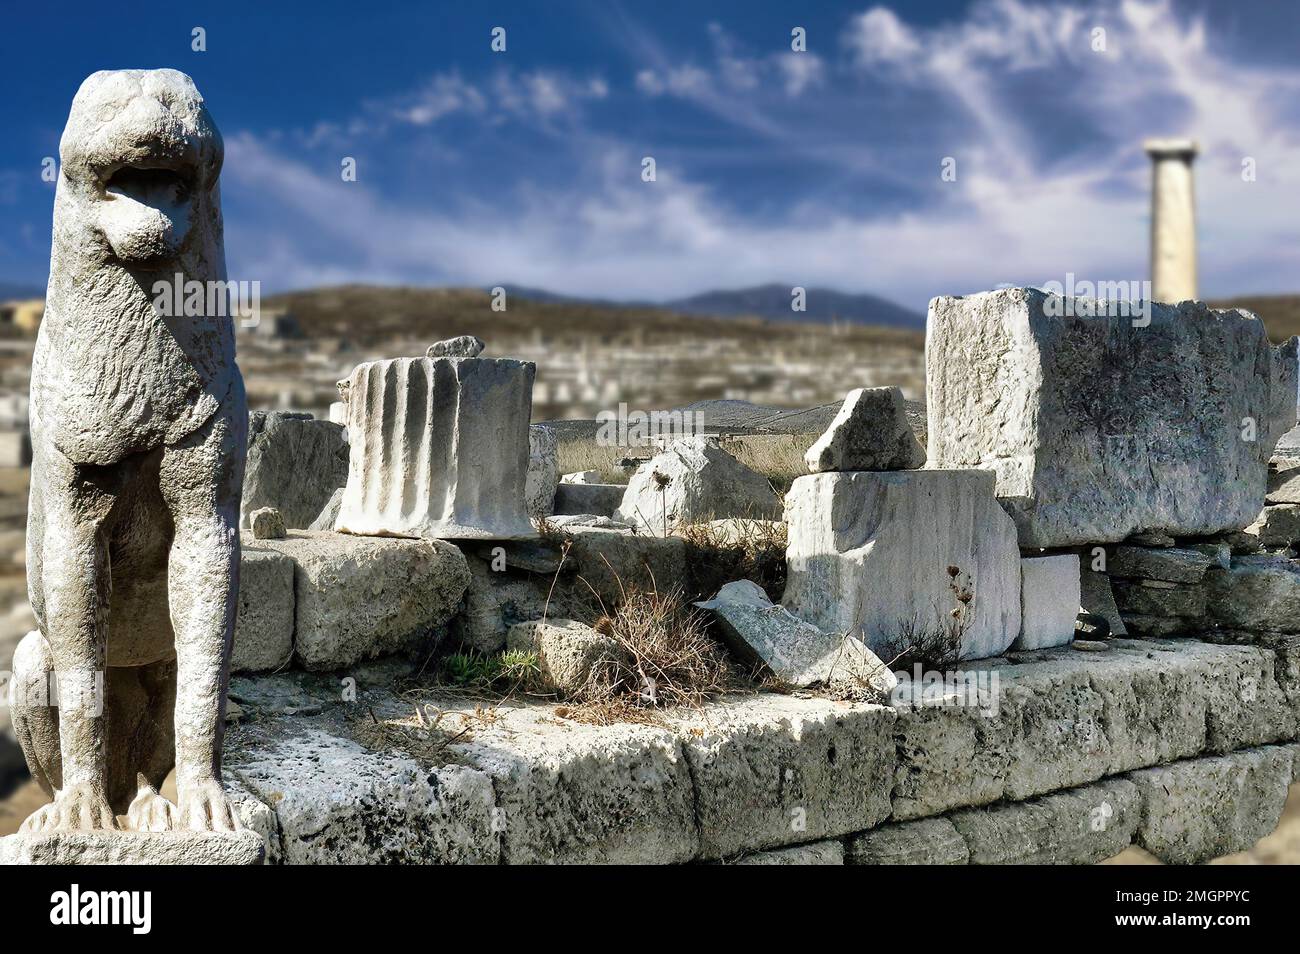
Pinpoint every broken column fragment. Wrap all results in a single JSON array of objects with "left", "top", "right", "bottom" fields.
[
  {"left": 804, "top": 386, "right": 925, "bottom": 473},
  {"left": 926, "top": 288, "right": 1298, "bottom": 548},
  {"left": 783, "top": 470, "right": 1021, "bottom": 661},
  {"left": 334, "top": 355, "right": 537, "bottom": 539},
  {"left": 695, "top": 580, "right": 896, "bottom": 696},
  {"left": 615, "top": 437, "right": 781, "bottom": 535}
]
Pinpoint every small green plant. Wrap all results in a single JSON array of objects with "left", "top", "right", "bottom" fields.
[{"left": 440, "top": 649, "right": 543, "bottom": 692}]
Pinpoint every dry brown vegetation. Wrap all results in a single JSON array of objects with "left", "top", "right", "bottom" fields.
[
  {"left": 679, "top": 518, "right": 788, "bottom": 602},
  {"left": 547, "top": 584, "right": 735, "bottom": 725},
  {"left": 872, "top": 612, "right": 968, "bottom": 671},
  {"left": 555, "top": 440, "right": 630, "bottom": 484}
]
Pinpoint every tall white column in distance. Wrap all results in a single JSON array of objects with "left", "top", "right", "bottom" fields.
[{"left": 1144, "top": 138, "right": 1199, "bottom": 303}]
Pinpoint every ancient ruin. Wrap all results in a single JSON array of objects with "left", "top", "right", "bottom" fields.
[
  {"left": 333, "top": 354, "right": 537, "bottom": 540},
  {"left": 4, "top": 64, "right": 1300, "bottom": 873},
  {"left": 926, "top": 288, "right": 1298, "bottom": 547},
  {"left": 1145, "top": 138, "right": 1199, "bottom": 303},
  {"left": 6, "top": 69, "right": 258, "bottom": 860}
]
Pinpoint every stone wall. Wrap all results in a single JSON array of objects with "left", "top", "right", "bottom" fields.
[{"left": 219, "top": 637, "right": 1300, "bottom": 864}]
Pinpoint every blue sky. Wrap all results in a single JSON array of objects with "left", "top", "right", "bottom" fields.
[{"left": 3, "top": 0, "right": 1300, "bottom": 310}]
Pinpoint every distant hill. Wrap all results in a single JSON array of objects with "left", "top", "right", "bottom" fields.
[
  {"left": 504, "top": 283, "right": 923, "bottom": 328},
  {"left": 264, "top": 284, "right": 926, "bottom": 346},
  {"left": 662, "top": 284, "right": 922, "bottom": 328}
]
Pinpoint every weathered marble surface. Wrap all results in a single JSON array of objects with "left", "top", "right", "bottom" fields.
[
  {"left": 696, "top": 579, "right": 896, "bottom": 695},
  {"left": 249, "top": 531, "right": 470, "bottom": 670},
  {"left": 525, "top": 424, "right": 559, "bottom": 517},
  {"left": 217, "top": 637, "right": 1300, "bottom": 863},
  {"left": 783, "top": 469, "right": 1021, "bottom": 661},
  {"left": 926, "top": 288, "right": 1298, "bottom": 547},
  {"left": 16, "top": 69, "right": 247, "bottom": 837},
  {"left": 804, "top": 386, "right": 925, "bottom": 473},
  {"left": 615, "top": 437, "right": 781, "bottom": 535},
  {"left": 240, "top": 411, "right": 347, "bottom": 530},
  {"left": 0, "top": 830, "right": 265, "bottom": 865},
  {"left": 335, "top": 356, "right": 537, "bottom": 539},
  {"left": 1014, "top": 554, "right": 1080, "bottom": 651}
]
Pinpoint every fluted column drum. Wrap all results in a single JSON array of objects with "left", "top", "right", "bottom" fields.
[{"left": 334, "top": 356, "right": 538, "bottom": 540}]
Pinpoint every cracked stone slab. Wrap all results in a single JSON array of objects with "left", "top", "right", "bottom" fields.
[
  {"left": 449, "top": 705, "right": 698, "bottom": 865},
  {"left": 947, "top": 778, "right": 1141, "bottom": 864},
  {"left": 227, "top": 720, "right": 499, "bottom": 865},
  {"left": 672, "top": 694, "right": 896, "bottom": 859},
  {"left": 1206, "top": 555, "right": 1300, "bottom": 634},
  {"left": 1128, "top": 745, "right": 1295, "bottom": 864},
  {"left": 1108, "top": 546, "right": 1213, "bottom": 584},
  {"left": 212, "top": 635, "right": 1299, "bottom": 865},
  {"left": 847, "top": 817, "right": 969, "bottom": 865},
  {"left": 251, "top": 531, "right": 471, "bottom": 670},
  {"left": 890, "top": 638, "right": 1297, "bottom": 820},
  {"left": 0, "top": 830, "right": 265, "bottom": 865},
  {"left": 232, "top": 542, "right": 295, "bottom": 672},
  {"left": 727, "top": 839, "right": 845, "bottom": 865}
]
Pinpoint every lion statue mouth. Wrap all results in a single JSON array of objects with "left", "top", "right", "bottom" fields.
[
  {"left": 99, "top": 161, "right": 197, "bottom": 263},
  {"left": 56, "top": 68, "right": 222, "bottom": 268}
]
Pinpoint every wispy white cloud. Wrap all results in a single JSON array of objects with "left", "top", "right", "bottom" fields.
[{"left": 218, "top": 0, "right": 1300, "bottom": 306}]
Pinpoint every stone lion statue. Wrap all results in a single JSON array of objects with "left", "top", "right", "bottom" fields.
[{"left": 11, "top": 69, "right": 246, "bottom": 833}]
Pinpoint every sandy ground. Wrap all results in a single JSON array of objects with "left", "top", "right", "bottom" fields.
[{"left": 2, "top": 774, "right": 1297, "bottom": 863}]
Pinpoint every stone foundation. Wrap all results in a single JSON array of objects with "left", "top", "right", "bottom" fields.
[{"left": 217, "top": 637, "right": 1300, "bottom": 863}]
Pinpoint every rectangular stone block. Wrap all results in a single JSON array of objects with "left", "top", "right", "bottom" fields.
[
  {"left": 783, "top": 470, "right": 1021, "bottom": 661},
  {"left": 890, "top": 639, "right": 1293, "bottom": 820},
  {"left": 1108, "top": 545, "right": 1213, "bottom": 583},
  {"left": 252, "top": 531, "right": 471, "bottom": 670},
  {"left": 1206, "top": 555, "right": 1300, "bottom": 634},
  {"left": 233, "top": 541, "right": 295, "bottom": 672},
  {"left": 926, "top": 288, "right": 1298, "bottom": 547},
  {"left": 947, "top": 778, "right": 1141, "bottom": 864},
  {"left": 554, "top": 482, "right": 625, "bottom": 517},
  {"left": 1128, "top": 746, "right": 1294, "bottom": 864},
  {"left": 729, "top": 840, "right": 845, "bottom": 865},
  {"left": 229, "top": 721, "right": 499, "bottom": 864},
  {"left": 1112, "top": 578, "right": 1206, "bottom": 618},
  {"left": 846, "top": 817, "right": 969, "bottom": 865},
  {"left": 0, "top": 830, "right": 265, "bottom": 865},
  {"left": 453, "top": 706, "right": 699, "bottom": 865},
  {"left": 1014, "top": 554, "right": 1080, "bottom": 650},
  {"left": 674, "top": 695, "right": 896, "bottom": 859}
]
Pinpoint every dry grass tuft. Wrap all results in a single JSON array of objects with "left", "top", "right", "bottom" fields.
[
  {"left": 679, "top": 518, "right": 788, "bottom": 602},
  {"left": 557, "top": 585, "right": 733, "bottom": 724},
  {"left": 555, "top": 440, "right": 631, "bottom": 484},
  {"left": 350, "top": 701, "right": 502, "bottom": 765},
  {"left": 721, "top": 434, "right": 815, "bottom": 494},
  {"left": 872, "top": 612, "right": 966, "bottom": 671}
]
